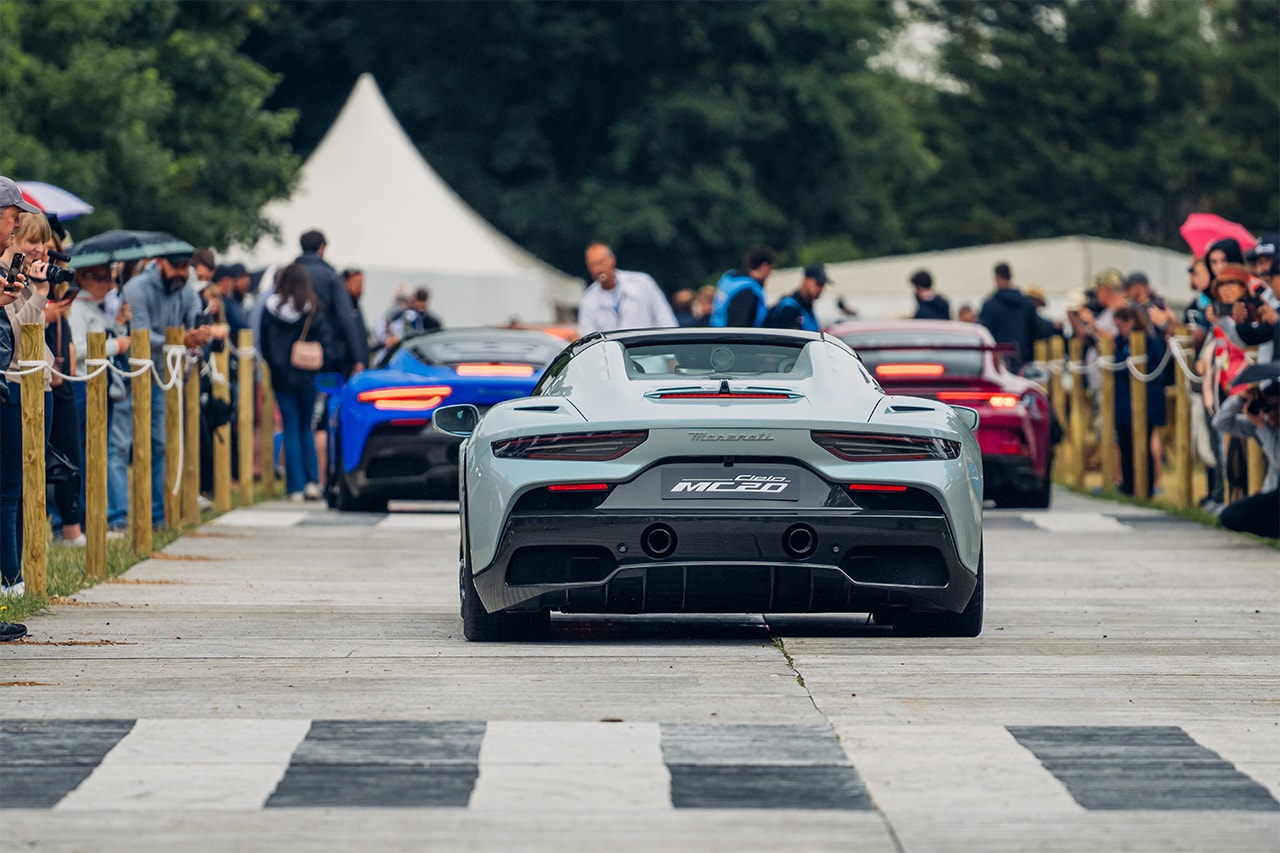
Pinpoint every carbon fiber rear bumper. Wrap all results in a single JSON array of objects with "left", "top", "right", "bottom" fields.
[{"left": 472, "top": 510, "right": 977, "bottom": 616}]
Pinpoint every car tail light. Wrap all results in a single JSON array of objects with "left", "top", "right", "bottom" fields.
[
  {"left": 812, "top": 431, "right": 960, "bottom": 461},
  {"left": 847, "top": 483, "right": 909, "bottom": 492},
  {"left": 656, "top": 392, "right": 791, "bottom": 399},
  {"left": 455, "top": 363, "right": 536, "bottom": 377},
  {"left": 547, "top": 483, "right": 611, "bottom": 492},
  {"left": 936, "top": 391, "right": 1019, "bottom": 408},
  {"left": 493, "top": 430, "right": 648, "bottom": 460},
  {"left": 357, "top": 386, "right": 452, "bottom": 410},
  {"left": 874, "top": 363, "right": 945, "bottom": 377}
]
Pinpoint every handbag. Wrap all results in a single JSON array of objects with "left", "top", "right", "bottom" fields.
[{"left": 290, "top": 310, "right": 324, "bottom": 371}]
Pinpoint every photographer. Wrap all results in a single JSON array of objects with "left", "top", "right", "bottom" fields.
[
  {"left": 1212, "top": 381, "right": 1279, "bottom": 539},
  {"left": 0, "top": 210, "right": 56, "bottom": 597},
  {"left": 0, "top": 176, "right": 39, "bottom": 636}
]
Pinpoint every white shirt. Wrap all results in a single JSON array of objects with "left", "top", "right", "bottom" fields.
[{"left": 577, "top": 269, "right": 677, "bottom": 336}]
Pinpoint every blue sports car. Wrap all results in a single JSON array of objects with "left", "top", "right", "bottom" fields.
[{"left": 319, "top": 327, "right": 567, "bottom": 512}]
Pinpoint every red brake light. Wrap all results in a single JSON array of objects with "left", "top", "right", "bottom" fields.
[
  {"left": 357, "top": 386, "right": 452, "bottom": 411},
  {"left": 547, "top": 483, "right": 611, "bottom": 492},
  {"left": 493, "top": 430, "right": 648, "bottom": 461},
  {"left": 455, "top": 363, "right": 536, "bottom": 377},
  {"left": 936, "top": 391, "right": 1019, "bottom": 408},
  {"left": 812, "top": 431, "right": 960, "bottom": 461},
  {"left": 847, "top": 483, "right": 909, "bottom": 492},
  {"left": 657, "top": 392, "right": 791, "bottom": 399},
  {"left": 875, "top": 363, "right": 945, "bottom": 378}
]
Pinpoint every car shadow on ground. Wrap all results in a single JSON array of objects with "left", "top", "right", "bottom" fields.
[{"left": 547, "top": 613, "right": 892, "bottom": 641}]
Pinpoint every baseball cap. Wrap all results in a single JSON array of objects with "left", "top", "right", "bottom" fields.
[
  {"left": 0, "top": 177, "right": 41, "bottom": 214},
  {"left": 1246, "top": 233, "right": 1278, "bottom": 260},
  {"left": 803, "top": 263, "right": 831, "bottom": 285}
]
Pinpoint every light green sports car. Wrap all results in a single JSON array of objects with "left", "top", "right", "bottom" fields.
[{"left": 432, "top": 327, "right": 984, "bottom": 641}]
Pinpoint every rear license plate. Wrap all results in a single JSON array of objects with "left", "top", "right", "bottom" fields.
[{"left": 661, "top": 467, "right": 799, "bottom": 500}]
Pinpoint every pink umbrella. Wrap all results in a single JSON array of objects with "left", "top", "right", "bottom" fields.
[
  {"left": 1179, "top": 213, "right": 1256, "bottom": 258},
  {"left": 17, "top": 181, "right": 94, "bottom": 219}
]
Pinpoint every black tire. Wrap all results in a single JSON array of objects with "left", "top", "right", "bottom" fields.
[
  {"left": 894, "top": 549, "right": 984, "bottom": 637},
  {"left": 324, "top": 433, "right": 340, "bottom": 509},
  {"left": 334, "top": 468, "right": 386, "bottom": 513},
  {"left": 459, "top": 516, "right": 549, "bottom": 642}
]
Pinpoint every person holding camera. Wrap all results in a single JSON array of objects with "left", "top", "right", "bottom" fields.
[
  {"left": 1212, "top": 381, "right": 1279, "bottom": 539},
  {"left": 0, "top": 176, "right": 40, "bottom": 635},
  {"left": 0, "top": 209, "right": 56, "bottom": 598}
]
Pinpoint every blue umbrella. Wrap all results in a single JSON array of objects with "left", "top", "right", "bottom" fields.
[{"left": 68, "top": 230, "right": 194, "bottom": 267}]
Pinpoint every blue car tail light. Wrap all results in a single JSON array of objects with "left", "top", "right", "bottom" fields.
[
  {"left": 492, "top": 431, "right": 648, "bottom": 461},
  {"left": 812, "top": 431, "right": 960, "bottom": 461},
  {"left": 357, "top": 385, "right": 452, "bottom": 411}
]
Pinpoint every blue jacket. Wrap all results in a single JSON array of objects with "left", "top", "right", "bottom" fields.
[
  {"left": 710, "top": 271, "right": 767, "bottom": 328},
  {"left": 764, "top": 292, "right": 819, "bottom": 331}
]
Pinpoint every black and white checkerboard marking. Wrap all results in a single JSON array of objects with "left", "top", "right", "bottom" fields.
[{"left": 2, "top": 721, "right": 1274, "bottom": 811}]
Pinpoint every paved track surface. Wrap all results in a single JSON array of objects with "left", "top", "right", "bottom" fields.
[{"left": 2, "top": 489, "right": 1277, "bottom": 852}]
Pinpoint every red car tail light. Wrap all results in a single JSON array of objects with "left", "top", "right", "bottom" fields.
[
  {"left": 656, "top": 392, "right": 792, "bottom": 400},
  {"left": 936, "top": 391, "right": 1019, "bottom": 408},
  {"left": 847, "top": 483, "right": 909, "bottom": 492},
  {"left": 874, "top": 363, "right": 946, "bottom": 378},
  {"left": 357, "top": 386, "right": 452, "bottom": 411},
  {"left": 455, "top": 363, "right": 536, "bottom": 377},
  {"left": 546, "top": 483, "right": 611, "bottom": 492},
  {"left": 812, "top": 431, "right": 960, "bottom": 461},
  {"left": 493, "top": 430, "right": 648, "bottom": 461}
]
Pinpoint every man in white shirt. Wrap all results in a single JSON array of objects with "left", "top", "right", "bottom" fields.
[{"left": 577, "top": 243, "right": 677, "bottom": 335}]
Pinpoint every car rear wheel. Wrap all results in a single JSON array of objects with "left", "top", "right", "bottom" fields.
[
  {"left": 459, "top": 521, "right": 549, "bottom": 642},
  {"left": 889, "top": 549, "right": 984, "bottom": 638},
  {"left": 335, "top": 465, "right": 387, "bottom": 514}
]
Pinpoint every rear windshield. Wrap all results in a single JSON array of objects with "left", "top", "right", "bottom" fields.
[
  {"left": 838, "top": 332, "right": 986, "bottom": 378},
  {"left": 622, "top": 340, "right": 813, "bottom": 379},
  {"left": 405, "top": 330, "right": 564, "bottom": 368}
]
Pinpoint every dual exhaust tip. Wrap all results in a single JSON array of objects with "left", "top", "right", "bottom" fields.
[{"left": 639, "top": 523, "right": 818, "bottom": 560}]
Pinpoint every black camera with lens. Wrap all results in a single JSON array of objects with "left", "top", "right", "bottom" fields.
[{"left": 44, "top": 264, "right": 75, "bottom": 286}]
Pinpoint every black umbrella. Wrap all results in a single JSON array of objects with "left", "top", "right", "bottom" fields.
[
  {"left": 1230, "top": 361, "right": 1280, "bottom": 387},
  {"left": 68, "top": 230, "right": 194, "bottom": 267}
]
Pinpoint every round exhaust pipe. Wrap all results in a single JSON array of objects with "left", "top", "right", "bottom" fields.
[
  {"left": 641, "top": 524, "right": 677, "bottom": 559},
  {"left": 782, "top": 524, "right": 818, "bottom": 559}
]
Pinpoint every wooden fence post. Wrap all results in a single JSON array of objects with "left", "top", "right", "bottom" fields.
[
  {"left": 237, "top": 329, "right": 255, "bottom": 507},
  {"left": 1130, "top": 330, "right": 1149, "bottom": 501},
  {"left": 213, "top": 333, "right": 232, "bottom": 512},
  {"left": 1033, "top": 340, "right": 1049, "bottom": 388},
  {"left": 19, "top": 324, "right": 46, "bottom": 596},
  {"left": 1172, "top": 327, "right": 1194, "bottom": 509},
  {"left": 1099, "top": 336, "right": 1116, "bottom": 492},
  {"left": 163, "top": 327, "right": 183, "bottom": 529},
  {"left": 130, "top": 328, "right": 152, "bottom": 554},
  {"left": 86, "top": 332, "right": 108, "bottom": 579},
  {"left": 1068, "top": 337, "right": 1087, "bottom": 490},
  {"left": 260, "top": 362, "right": 275, "bottom": 498},
  {"left": 183, "top": 353, "right": 200, "bottom": 525}
]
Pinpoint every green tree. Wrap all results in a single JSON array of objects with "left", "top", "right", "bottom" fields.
[
  {"left": 245, "top": 1, "right": 932, "bottom": 288},
  {"left": 903, "top": 0, "right": 1278, "bottom": 252},
  {"left": 0, "top": 0, "right": 299, "bottom": 250}
]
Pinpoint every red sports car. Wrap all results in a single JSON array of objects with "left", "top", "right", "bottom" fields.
[{"left": 828, "top": 320, "right": 1055, "bottom": 508}]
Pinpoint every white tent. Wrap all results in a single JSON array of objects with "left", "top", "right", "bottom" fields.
[
  {"left": 241, "top": 73, "right": 582, "bottom": 327},
  {"left": 770, "top": 236, "right": 1192, "bottom": 325}
]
